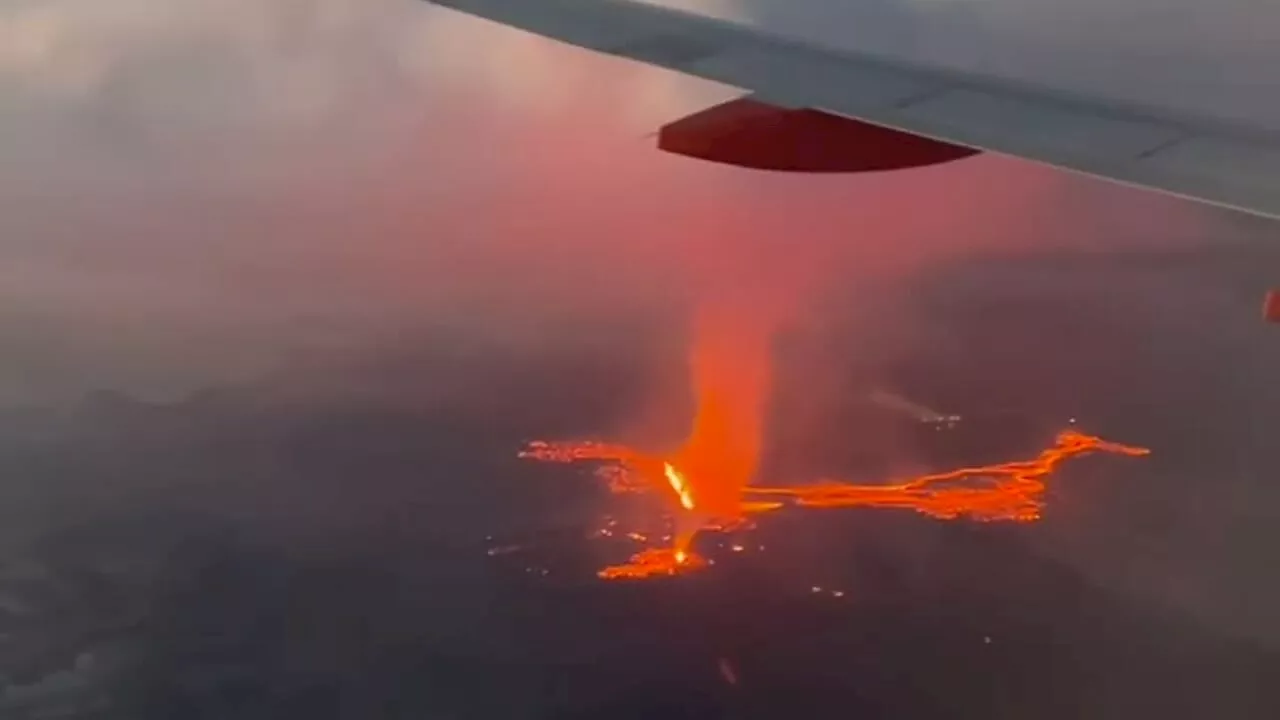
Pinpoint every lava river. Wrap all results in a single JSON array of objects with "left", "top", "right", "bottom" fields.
[{"left": 518, "top": 297, "right": 1149, "bottom": 580}]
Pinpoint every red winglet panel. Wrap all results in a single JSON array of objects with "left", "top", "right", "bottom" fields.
[
  {"left": 658, "top": 97, "right": 980, "bottom": 173},
  {"left": 1264, "top": 290, "right": 1280, "bottom": 323}
]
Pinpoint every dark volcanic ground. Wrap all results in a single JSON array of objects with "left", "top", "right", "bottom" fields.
[
  {"left": 3, "top": 242, "right": 1280, "bottom": 719},
  {"left": 5, "top": 3, "right": 1280, "bottom": 717}
]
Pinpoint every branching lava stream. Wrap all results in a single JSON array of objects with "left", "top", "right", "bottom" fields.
[
  {"left": 520, "top": 429, "right": 1149, "bottom": 579},
  {"left": 747, "top": 430, "right": 1151, "bottom": 521},
  {"left": 518, "top": 298, "right": 1148, "bottom": 580}
]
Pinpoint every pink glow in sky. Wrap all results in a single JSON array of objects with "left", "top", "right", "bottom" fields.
[
  {"left": 1, "top": 0, "right": 1280, "bottom": 658},
  {"left": 0, "top": 0, "right": 1221, "bottom": 407}
]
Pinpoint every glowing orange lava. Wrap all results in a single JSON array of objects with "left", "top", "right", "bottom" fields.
[
  {"left": 520, "top": 440, "right": 661, "bottom": 494},
  {"left": 519, "top": 440, "right": 644, "bottom": 464},
  {"left": 746, "top": 430, "right": 1150, "bottom": 521},
  {"left": 665, "top": 462, "right": 696, "bottom": 511},
  {"left": 670, "top": 301, "right": 773, "bottom": 522},
  {"left": 520, "top": 429, "right": 1149, "bottom": 579},
  {"left": 518, "top": 292, "right": 1148, "bottom": 581},
  {"left": 597, "top": 547, "right": 707, "bottom": 580}
]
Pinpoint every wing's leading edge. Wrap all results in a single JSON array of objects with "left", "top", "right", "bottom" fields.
[{"left": 427, "top": 0, "right": 1280, "bottom": 221}]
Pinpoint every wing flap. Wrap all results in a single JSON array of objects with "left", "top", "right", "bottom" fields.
[{"left": 428, "top": 0, "right": 1280, "bottom": 220}]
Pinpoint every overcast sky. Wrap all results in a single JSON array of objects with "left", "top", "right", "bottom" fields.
[
  {"left": 2, "top": 0, "right": 1280, "bottom": 677},
  {"left": 2, "top": 0, "right": 1274, "bottom": 406}
]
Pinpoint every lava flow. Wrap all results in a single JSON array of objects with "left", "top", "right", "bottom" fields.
[
  {"left": 668, "top": 301, "right": 774, "bottom": 523},
  {"left": 598, "top": 547, "right": 708, "bottom": 580},
  {"left": 521, "top": 429, "right": 1149, "bottom": 579},
  {"left": 519, "top": 297, "right": 1148, "bottom": 581},
  {"left": 747, "top": 430, "right": 1150, "bottom": 522}
]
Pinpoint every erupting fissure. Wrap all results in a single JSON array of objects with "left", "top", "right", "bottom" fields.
[
  {"left": 518, "top": 302, "right": 1150, "bottom": 580},
  {"left": 523, "top": 429, "right": 1148, "bottom": 579},
  {"left": 664, "top": 463, "right": 695, "bottom": 511}
]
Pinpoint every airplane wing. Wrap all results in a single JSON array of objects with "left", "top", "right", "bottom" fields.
[{"left": 427, "top": 0, "right": 1280, "bottom": 221}]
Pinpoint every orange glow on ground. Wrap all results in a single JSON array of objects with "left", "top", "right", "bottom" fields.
[
  {"left": 520, "top": 293, "right": 1148, "bottom": 580},
  {"left": 747, "top": 430, "right": 1150, "bottom": 522},
  {"left": 670, "top": 301, "right": 774, "bottom": 522},
  {"left": 521, "top": 429, "right": 1148, "bottom": 579},
  {"left": 519, "top": 440, "right": 644, "bottom": 464},
  {"left": 597, "top": 547, "right": 707, "bottom": 580},
  {"left": 665, "top": 462, "right": 696, "bottom": 511}
]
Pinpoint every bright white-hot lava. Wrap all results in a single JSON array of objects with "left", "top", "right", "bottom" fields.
[
  {"left": 522, "top": 429, "right": 1149, "bottom": 580},
  {"left": 517, "top": 299, "right": 1149, "bottom": 581},
  {"left": 665, "top": 462, "right": 695, "bottom": 511}
]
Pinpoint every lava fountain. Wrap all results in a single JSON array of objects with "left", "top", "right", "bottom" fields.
[
  {"left": 523, "top": 429, "right": 1149, "bottom": 579},
  {"left": 518, "top": 302, "right": 1150, "bottom": 580},
  {"left": 663, "top": 299, "right": 776, "bottom": 552}
]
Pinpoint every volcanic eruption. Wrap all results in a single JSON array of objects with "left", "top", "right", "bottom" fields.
[{"left": 519, "top": 298, "right": 1151, "bottom": 580}]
